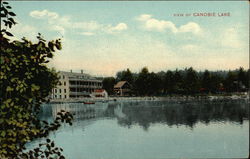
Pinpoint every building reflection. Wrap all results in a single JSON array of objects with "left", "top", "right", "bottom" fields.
[{"left": 40, "top": 100, "right": 249, "bottom": 130}]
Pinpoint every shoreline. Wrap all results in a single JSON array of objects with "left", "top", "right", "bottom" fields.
[{"left": 48, "top": 93, "right": 249, "bottom": 104}]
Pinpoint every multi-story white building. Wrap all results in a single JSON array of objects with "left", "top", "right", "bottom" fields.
[{"left": 51, "top": 71, "right": 103, "bottom": 99}]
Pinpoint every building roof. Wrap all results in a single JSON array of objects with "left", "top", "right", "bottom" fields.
[
  {"left": 114, "top": 81, "right": 128, "bottom": 88},
  {"left": 59, "top": 71, "right": 90, "bottom": 78},
  {"left": 59, "top": 71, "right": 102, "bottom": 81}
]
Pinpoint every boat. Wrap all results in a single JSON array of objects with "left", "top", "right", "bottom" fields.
[{"left": 83, "top": 101, "right": 95, "bottom": 104}]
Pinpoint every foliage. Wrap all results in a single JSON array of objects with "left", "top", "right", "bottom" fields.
[
  {"left": 0, "top": 1, "right": 73, "bottom": 158},
  {"left": 201, "top": 70, "right": 211, "bottom": 92},
  {"left": 237, "top": 67, "right": 248, "bottom": 88},
  {"left": 114, "top": 67, "right": 249, "bottom": 96},
  {"left": 115, "top": 68, "right": 134, "bottom": 84},
  {"left": 134, "top": 67, "right": 150, "bottom": 95},
  {"left": 163, "top": 71, "right": 174, "bottom": 94},
  {"left": 183, "top": 67, "right": 199, "bottom": 94},
  {"left": 147, "top": 72, "right": 162, "bottom": 95},
  {"left": 172, "top": 70, "right": 184, "bottom": 94},
  {"left": 102, "top": 77, "right": 116, "bottom": 95},
  {"left": 223, "top": 71, "right": 238, "bottom": 92}
]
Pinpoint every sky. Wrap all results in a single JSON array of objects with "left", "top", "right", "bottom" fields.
[{"left": 6, "top": 1, "right": 249, "bottom": 76}]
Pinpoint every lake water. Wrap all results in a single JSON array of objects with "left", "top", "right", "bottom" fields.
[{"left": 31, "top": 100, "right": 249, "bottom": 159}]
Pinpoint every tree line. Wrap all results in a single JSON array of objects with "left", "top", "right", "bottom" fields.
[{"left": 103, "top": 67, "right": 249, "bottom": 96}]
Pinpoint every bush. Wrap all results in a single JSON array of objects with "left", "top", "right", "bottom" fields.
[{"left": 0, "top": 1, "right": 73, "bottom": 158}]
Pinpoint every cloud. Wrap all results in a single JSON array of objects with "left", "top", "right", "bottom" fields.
[
  {"left": 30, "top": 9, "right": 58, "bottom": 19},
  {"left": 179, "top": 22, "right": 201, "bottom": 34},
  {"left": 50, "top": 34, "right": 176, "bottom": 76},
  {"left": 105, "top": 23, "right": 128, "bottom": 34},
  {"left": 30, "top": 10, "right": 128, "bottom": 35},
  {"left": 181, "top": 44, "right": 200, "bottom": 51},
  {"left": 50, "top": 29, "right": 248, "bottom": 77},
  {"left": 137, "top": 14, "right": 201, "bottom": 34},
  {"left": 73, "top": 21, "right": 101, "bottom": 30},
  {"left": 136, "top": 14, "right": 152, "bottom": 21},
  {"left": 110, "top": 23, "right": 128, "bottom": 31},
  {"left": 220, "top": 28, "right": 241, "bottom": 49},
  {"left": 80, "top": 32, "right": 95, "bottom": 36},
  {"left": 9, "top": 22, "right": 38, "bottom": 41},
  {"left": 30, "top": 10, "right": 65, "bottom": 36},
  {"left": 51, "top": 25, "right": 65, "bottom": 35},
  {"left": 146, "top": 19, "right": 178, "bottom": 32},
  {"left": 53, "top": 16, "right": 71, "bottom": 27}
]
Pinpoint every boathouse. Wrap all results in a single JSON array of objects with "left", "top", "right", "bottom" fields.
[{"left": 114, "top": 81, "right": 131, "bottom": 96}]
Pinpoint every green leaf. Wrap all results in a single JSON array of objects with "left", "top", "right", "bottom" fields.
[
  {"left": 31, "top": 84, "right": 40, "bottom": 91},
  {"left": 47, "top": 53, "right": 53, "bottom": 58},
  {"left": 5, "top": 31, "right": 13, "bottom": 36},
  {"left": 8, "top": 12, "right": 16, "bottom": 16},
  {"left": 48, "top": 41, "right": 55, "bottom": 51},
  {"left": 1, "top": 131, "right": 6, "bottom": 137},
  {"left": 6, "top": 86, "right": 14, "bottom": 92},
  {"left": 17, "top": 113, "right": 22, "bottom": 118},
  {"left": 0, "top": 13, "right": 6, "bottom": 17},
  {"left": 28, "top": 98, "right": 33, "bottom": 103},
  {"left": 8, "top": 17, "right": 15, "bottom": 23},
  {"left": 6, "top": 98, "right": 12, "bottom": 103},
  {"left": 10, "top": 78, "right": 17, "bottom": 82}
]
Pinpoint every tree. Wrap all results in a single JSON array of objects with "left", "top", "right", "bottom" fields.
[
  {"left": 201, "top": 70, "right": 211, "bottom": 91},
  {"left": 173, "top": 70, "right": 184, "bottom": 94},
  {"left": 224, "top": 71, "right": 237, "bottom": 92},
  {"left": 147, "top": 72, "right": 162, "bottom": 95},
  {"left": 209, "top": 73, "right": 223, "bottom": 93},
  {"left": 102, "top": 77, "right": 116, "bottom": 95},
  {"left": 116, "top": 68, "right": 134, "bottom": 84},
  {"left": 237, "top": 67, "right": 248, "bottom": 90},
  {"left": 246, "top": 69, "right": 250, "bottom": 88},
  {"left": 0, "top": 2, "right": 73, "bottom": 158},
  {"left": 201, "top": 70, "right": 214, "bottom": 93},
  {"left": 164, "top": 70, "right": 175, "bottom": 94},
  {"left": 135, "top": 67, "right": 149, "bottom": 95},
  {"left": 183, "top": 67, "right": 199, "bottom": 94}
]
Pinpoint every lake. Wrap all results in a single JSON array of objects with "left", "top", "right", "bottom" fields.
[{"left": 30, "top": 99, "right": 249, "bottom": 159}]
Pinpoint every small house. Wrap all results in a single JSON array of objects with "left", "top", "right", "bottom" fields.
[
  {"left": 92, "top": 89, "right": 108, "bottom": 98},
  {"left": 114, "top": 81, "right": 131, "bottom": 96}
]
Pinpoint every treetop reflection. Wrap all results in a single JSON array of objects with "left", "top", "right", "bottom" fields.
[{"left": 41, "top": 100, "right": 249, "bottom": 130}]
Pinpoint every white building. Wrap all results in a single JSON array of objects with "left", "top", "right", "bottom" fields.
[
  {"left": 51, "top": 71, "right": 102, "bottom": 99},
  {"left": 91, "top": 89, "right": 108, "bottom": 98}
]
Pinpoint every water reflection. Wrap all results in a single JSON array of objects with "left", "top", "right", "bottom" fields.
[{"left": 40, "top": 100, "right": 249, "bottom": 130}]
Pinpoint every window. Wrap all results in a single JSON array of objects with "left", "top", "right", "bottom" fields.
[
  {"left": 64, "top": 89, "right": 66, "bottom": 93},
  {"left": 55, "top": 89, "right": 57, "bottom": 93},
  {"left": 70, "top": 88, "right": 76, "bottom": 92},
  {"left": 65, "top": 95, "right": 67, "bottom": 98},
  {"left": 64, "top": 82, "right": 66, "bottom": 86},
  {"left": 59, "top": 89, "right": 61, "bottom": 93},
  {"left": 55, "top": 95, "right": 57, "bottom": 98},
  {"left": 59, "top": 95, "right": 61, "bottom": 99},
  {"left": 69, "top": 81, "right": 76, "bottom": 85},
  {"left": 63, "top": 75, "right": 65, "bottom": 79}
]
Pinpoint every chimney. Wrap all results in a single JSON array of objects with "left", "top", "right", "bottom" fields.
[
  {"left": 70, "top": 70, "right": 72, "bottom": 73},
  {"left": 81, "top": 70, "right": 83, "bottom": 74}
]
